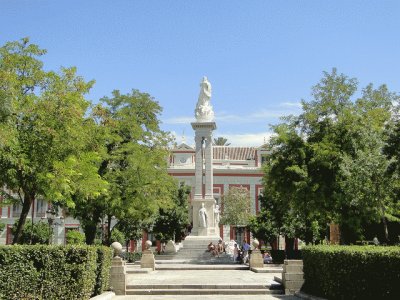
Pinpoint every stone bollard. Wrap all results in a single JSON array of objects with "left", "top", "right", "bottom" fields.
[
  {"left": 249, "top": 238, "right": 264, "bottom": 269},
  {"left": 110, "top": 242, "right": 126, "bottom": 295},
  {"left": 282, "top": 259, "right": 304, "bottom": 295},
  {"left": 140, "top": 240, "right": 155, "bottom": 271}
]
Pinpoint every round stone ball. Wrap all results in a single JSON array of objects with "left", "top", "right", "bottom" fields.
[
  {"left": 252, "top": 238, "right": 260, "bottom": 249},
  {"left": 145, "top": 240, "right": 152, "bottom": 249},
  {"left": 111, "top": 242, "right": 123, "bottom": 257}
]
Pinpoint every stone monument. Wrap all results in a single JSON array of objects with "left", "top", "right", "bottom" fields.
[{"left": 189, "top": 77, "right": 220, "bottom": 238}]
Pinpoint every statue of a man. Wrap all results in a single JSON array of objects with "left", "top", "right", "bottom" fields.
[
  {"left": 214, "top": 204, "right": 220, "bottom": 225},
  {"left": 198, "top": 203, "right": 208, "bottom": 228},
  {"left": 195, "top": 76, "right": 214, "bottom": 122}
]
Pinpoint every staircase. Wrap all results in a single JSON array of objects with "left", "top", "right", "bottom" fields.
[
  {"left": 125, "top": 266, "right": 284, "bottom": 296},
  {"left": 156, "top": 236, "right": 233, "bottom": 263}
]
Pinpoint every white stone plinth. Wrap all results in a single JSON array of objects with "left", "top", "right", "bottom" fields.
[
  {"left": 110, "top": 257, "right": 126, "bottom": 295},
  {"left": 141, "top": 249, "right": 155, "bottom": 271},
  {"left": 249, "top": 249, "right": 264, "bottom": 269}
]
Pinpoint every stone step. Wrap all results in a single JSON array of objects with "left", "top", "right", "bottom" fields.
[
  {"left": 127, "top": 284, "right": 269, "bottom": 289},
  {"left": 156, "top": 264, "right": 249, "bottom": 270},
  {"left": 125, "top": 288, "right": 283, "bottom": 295}
]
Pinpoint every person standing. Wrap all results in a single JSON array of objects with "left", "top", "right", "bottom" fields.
[
  {"left": 242, "top": 239, "right": 250, "bottom": 263},
  {"left": 233, "top": 244, "right": 239, "bottom": 262}
]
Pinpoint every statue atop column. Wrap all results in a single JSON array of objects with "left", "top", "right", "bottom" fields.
[
  {"left": 195, "top": 76, "right": 215, "bottom": 122},
  {"left": 198, "top": 203, "right": 208, "bottom": 227}
]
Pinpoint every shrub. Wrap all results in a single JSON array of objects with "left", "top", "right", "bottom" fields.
[
  {"left": 302, "top": 245, "right": 400, "bottom": 299},
  {"left": 122, "top": 251, "right": 142, "bottom": 263},
  {"left": 93, "top": 246, "right": 113, "bottom": 296},
  {"left": 0, "top": 245, "right": 112, "bottom": 300},
  {"left": 12, "top": 221, "right": 51, "bottom": 244},
  {"left": 66, "top": 230, "right": 86, "bottom": 245}
]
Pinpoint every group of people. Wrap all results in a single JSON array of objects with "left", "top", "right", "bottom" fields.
[
  {"left": 232, "top": 240, "right": 250, "bottom": 263},
  {"left": 207, "top": 239, "right": 225, "bottom": 257},
  {"left": 206, "top": 239, "right": 274, "bottom": 264}
]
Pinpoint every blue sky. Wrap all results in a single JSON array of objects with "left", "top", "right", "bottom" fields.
[{"left": 2, "top": 1, "right": 400, "bottom": 146}]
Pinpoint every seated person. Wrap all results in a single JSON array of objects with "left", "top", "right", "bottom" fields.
[
  {"left": 263, "top": 251, "right": 273, "bottom": 264},
  {"left": 217, "top": 239, "right": 224, "bottom": 254}
]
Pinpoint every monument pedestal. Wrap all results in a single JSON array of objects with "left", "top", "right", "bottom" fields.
[{"left": 191, "top": 197, "right": 219, "bottom": 237}]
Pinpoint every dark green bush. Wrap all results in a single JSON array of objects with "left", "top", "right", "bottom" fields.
[
  {"left": 270, "top": 249, "right": 285, "bottom": 263},
  {"left": 302, "top": 245, "right": 400, "bottom": 300},
  {"left": 123, "top": 251, "right": 142, "bottom": 263},
  {"left": 0, "top": 245, "right": 112, "bottom": 300},
  {"left": 93, "top": 246, "right": 113, "bottom": 296}
]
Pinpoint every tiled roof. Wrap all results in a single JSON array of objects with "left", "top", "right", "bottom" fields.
[{"left": 213, "top": 146, "right": 256, "bottom": 160}]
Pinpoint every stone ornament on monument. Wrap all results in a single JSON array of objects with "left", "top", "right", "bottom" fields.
[
  {"left": 198, "top": 203, "right": 208, "bottom": 228},
  {"left": 189, "top": 77, "right": 220, "bottom": 239},
  {"left": 195, "top": 76, "right": 214, "bottom": 122}
]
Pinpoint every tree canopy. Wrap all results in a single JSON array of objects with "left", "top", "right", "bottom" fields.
[
  {"left": 0, "top": 38, "right": 179, "bottom": 245},
  {"left": 253, "top": 68, "right": 400, "bottom": 244}
]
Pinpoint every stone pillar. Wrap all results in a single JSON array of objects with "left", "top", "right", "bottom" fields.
[
  {"left": 110, "top": 242, "right": 126, "bottom": 295},
  {"left": 191, "top": 122, "right": 217, "bottom": 237},
  {"left": 141, "top": 240, "right": 155, "bottom": 270},
  {"left": 110, "top": 257, "right": 126, "bottom": 295},
  {"left": 282, "top": 260, "right": 304, "bottom": 295},
  {"left": 249, "top": 239, "right": 264, "bottom": 269},
  {"left": 204, "top": 133, "right": 213, "bottom": 198},
  {"left": 194, "top": 134, "right": 203, "bottom": 199}
]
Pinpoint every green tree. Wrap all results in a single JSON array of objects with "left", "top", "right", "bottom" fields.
[
  {"left": 152, "top": 184, "right": 190, "bottom": 242},
  {"left": 254, "top": 69, "right": 399, "bottom": 244},
  {"left": 71, "top": 90, "right": 176, "bottom": 244},
  {"left": 213, "top": 137, "right": 231, "bottom": 146},
  {"left": 0, "top": 38, "right": 103, "bottom": 244},
  {"left": 221, "top": 186, "right": 252, "bottom": 226}
]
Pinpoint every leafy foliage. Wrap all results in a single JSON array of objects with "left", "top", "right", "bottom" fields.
[
  {"left": 66, "top": 230, "right": 86, "bottom": 245},
  {"left": 0, "top": 245, "right": 112, "bottom": 300},
  {"left": 213, "top": 136, "right": 231, "bottom": 146},
  {"left": 152, "top": 184, "right": 190, "bottom": 242},
  {"left": 254, "top": 68, "right": 400, "bottom": 244},
  {"left": 0, "top": 38, "right": 102, "bottom": 244},
  {"left": 302, "top": 245, "right": 400, "bottom": 299},
  {"left": 221, "top": 186, "right": 252, "bottom": 226},
  {"left": 11, "top": 221, "right": 51, "bottom": 245}
]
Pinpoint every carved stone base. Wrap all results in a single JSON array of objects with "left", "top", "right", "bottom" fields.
[
  {"left": 249, "top": 249, "right": 264, "bottom": 269},
  {"left": 141, "top": 249, "right": 155, "bottom": 271},
  {"left": 110, "top": 257, "right": 126, "bottom": 295}
]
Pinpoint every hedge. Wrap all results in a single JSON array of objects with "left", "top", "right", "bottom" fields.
[
  {"left": 0, "top": 245, "right": 112, "bottom": 300},
  {"left": 302, "top": 245, "right": 400, "bottom": 300}
]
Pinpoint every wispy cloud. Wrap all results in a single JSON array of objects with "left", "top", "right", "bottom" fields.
[
  {"left": 163, "top": 116, "right": 195, "bottom": 124},
  {"left": 280, "top": 102, "right": 302, "bottom": 108},
  {"left": 169, "top": 130, "right": 275, "bottom": 147},
  {"left": 216, "top": 132, "right": 275, "bottom": 147},
  {"left": 163, "top": 101, "right": 302, "bottom": 129}
]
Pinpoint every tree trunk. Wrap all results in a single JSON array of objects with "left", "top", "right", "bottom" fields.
[
  {"left": 12, "top": 192, "right": 34, "bottom": 244},
  {"left": 106, "top": 214, "right": 112, "bottom": 245},
  {"left": 378, "top": 192, "right": 390, "bottom": 243},
  {"left": 382, "top": 215, "right": 389, "bottom": 243},
  {"left": 84, "top": 222, "right": 98, "bottom": 245}
]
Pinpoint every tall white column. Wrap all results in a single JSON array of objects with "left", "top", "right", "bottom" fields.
[{"left": 194, "top": 134, "right": 203, "bottom": 199}]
